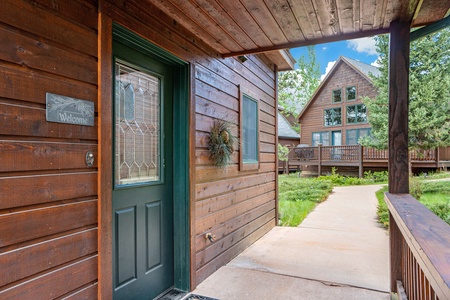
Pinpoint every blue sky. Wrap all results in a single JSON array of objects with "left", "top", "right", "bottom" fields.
[{"left": 289, "top": 37, "right": 380, "bottom": 79}]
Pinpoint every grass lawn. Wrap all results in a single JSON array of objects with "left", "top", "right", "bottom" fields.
[
  {"left": 280, "top": 170, "right": 450, "bottom": 227},
  {"left": 376, "top": 180, "right": 450, "bottom": 228},
  {"left": 278, "top": 174, "right": 332, "bottom": 226},
  {"left": 278, "top": 169, "right": 388, "bottom": 226}
]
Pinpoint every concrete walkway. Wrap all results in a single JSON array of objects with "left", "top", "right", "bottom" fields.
[{"left": 193, "top": 185, "right": 390, "bottom": 299}]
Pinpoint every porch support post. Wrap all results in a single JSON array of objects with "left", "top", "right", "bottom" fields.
[
  {"left": 317, "top": 144, "right": 322, "bottom": 176},
  {"left": 388, "top": 20, "right": 411, "bottom": 293},
  {"left": 358, "top": 145, "right": 363, "bottom": 178}
]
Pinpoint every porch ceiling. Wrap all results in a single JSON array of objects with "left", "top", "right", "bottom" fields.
[{"left": 144, "top": 0, "right": 450, "bottom": 57}]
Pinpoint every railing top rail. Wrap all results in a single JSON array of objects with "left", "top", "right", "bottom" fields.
[{"left": 385, "top": 193, "right": 450, "bottom": 299}]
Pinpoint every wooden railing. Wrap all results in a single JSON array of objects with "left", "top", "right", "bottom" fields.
[
  {"left": 286, "top": 146, "right": 440, "bottom": 163},
  {"left": 385, "top": 193, "right": 450, "bottom": 299}
]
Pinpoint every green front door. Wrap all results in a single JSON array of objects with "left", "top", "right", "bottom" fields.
[{"left": 112, "top": 39, "right": 174, "bottom": 299}]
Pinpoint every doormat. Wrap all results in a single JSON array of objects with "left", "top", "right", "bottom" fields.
[{"left": 182, "top": 294, "right": 219, "bottom": 300}]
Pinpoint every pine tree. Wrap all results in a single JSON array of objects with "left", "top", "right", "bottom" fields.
[{"left": 361, "top": 28, "right": 450, "bottom": 150}]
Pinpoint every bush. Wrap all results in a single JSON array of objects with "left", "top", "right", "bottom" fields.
[
  {"left": 375, "top": 186, "right": 389, "bottom": 228},
  {"left": 425, "top": 203, "right": 450, "bottom": 225},
  {"left": 364, "top": 170, "right": 388, "bottom": 183}
]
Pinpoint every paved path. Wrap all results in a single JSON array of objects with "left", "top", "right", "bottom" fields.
[{"left": 193, "top": 184, "right": 390, "bottom": 299}]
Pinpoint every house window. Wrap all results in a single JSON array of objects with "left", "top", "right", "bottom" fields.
[
  {"left": 240, "top": 93, "right": 259, "bottom": 170},
  {"left": 332, "top": 89, "right": 342, "bottom": 103},
  {"left": 312, "top": 131, "right": 330, "bottom": 146},
  {"left": 346, "top": 128, "right": 371, "bottom": 145},
  {"left": 346, "top": 86, "right": 356, "bottom": 101},
  {"left": 347, "top": 104, "right": 367, "bottom": 124},
  {"left": 324, "top": 108, "right": 342, "bottom": 126}
]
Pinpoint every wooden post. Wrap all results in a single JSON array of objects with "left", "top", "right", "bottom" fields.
[
  {"left": 388, "top": 20, "right": 411, "bottom": 293},
  {"left": 436, "top": 147, "right": 440, "bottom": 169},
  {"left": 358, "top": 144, "right": 364, "bottom": 178},
  {"left": 318, "top": 144, "right": 322, "bottom": 176}
]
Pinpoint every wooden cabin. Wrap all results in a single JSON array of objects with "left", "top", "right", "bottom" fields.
[
  {"left": 0, "top": 1, "right": 295, "bottom": 299},
  {"left": 291, "top": 56, "right": 450, "bottom": 175},
  {"left": 298, "top": 56, "right": 378, "bottom": 148},
  {"left": 1, "top": 1, "right": 449, "bottom": 299}
]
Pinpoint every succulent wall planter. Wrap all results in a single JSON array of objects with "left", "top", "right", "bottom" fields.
[{"left": 208, "top": 120, "right": 236, "bottom": 167}]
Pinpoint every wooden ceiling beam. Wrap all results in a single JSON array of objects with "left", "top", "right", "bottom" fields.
[{"left": 222, "top": 28, "right": 389, "bottom": 57}]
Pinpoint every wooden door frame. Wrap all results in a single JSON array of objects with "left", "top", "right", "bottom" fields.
[{"left": 98, "top": 18, "right": 191, "bottom": 298}]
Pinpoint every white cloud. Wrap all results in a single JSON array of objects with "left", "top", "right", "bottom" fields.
[
  {"left": 320, "top": 60, "right": 336, "bottom": 81},
  {"left": 347, "top": 37, "right": 377, "bottom": 55},
  {"left": 371, "top": 58, "right": 381, "bottom": 67}
]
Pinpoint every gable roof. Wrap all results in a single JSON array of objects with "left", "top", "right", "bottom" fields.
[
  {"left": 297, "top": 56, "right": 379, "bottom": 121},
  {"left": 278, "top": 111, "right": 299, "bottom": 139},
  {"left": 342, "top": 57, "right": 381, "bottom": 79}
]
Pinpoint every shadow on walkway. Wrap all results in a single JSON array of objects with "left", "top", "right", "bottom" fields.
[{"left": 193, "top": 185, "right": 390, "bottom": 300}]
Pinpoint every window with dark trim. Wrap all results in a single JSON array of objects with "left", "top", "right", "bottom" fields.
[
  {"left": 346, "top": 104, "right": 367, "bottom": 124},
  {"left": 346, "top": 128, "right": 371, "bottom": 145},
  {"left": 332, "top": 89, "right": 342, "bottom": 103},
  {"left": 312, "top": 131, "right": 330, "bottom": 146},
  {"left": 346, "top": 86, "right": 356, "bottom": 101},
  {"left": 324, "top": 108, "right": 342, "bottom": 126},
  {"left": 240, "top": 93, "right": 259, "bottom": 170}
]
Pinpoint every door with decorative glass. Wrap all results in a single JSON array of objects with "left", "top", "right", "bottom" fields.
[{"left": 112, "top": 39, "right": 174, "bottom": 299}]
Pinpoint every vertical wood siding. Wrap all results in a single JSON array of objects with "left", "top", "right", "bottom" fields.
[
  {"left": 299, "top": 62, "right": 377, "bottom": 146},
  {"left": 0, "top": 0, "right": 99, "bottom": 298}
]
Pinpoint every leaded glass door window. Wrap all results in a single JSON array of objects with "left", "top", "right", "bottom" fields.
[{"left": 115, "top": 61, "right": 161, "bottom": 186}]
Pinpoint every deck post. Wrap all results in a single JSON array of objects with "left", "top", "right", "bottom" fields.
[
  {"left": 388, "top": 20, "right": 411, "bottom": 293},
  {"left": 318, "top": 144, "right": 322, "bottom": 176},
  {"left": 358, "top": 145, "right": 363, "bottom": 178},
  {"left": 436, "top": 147, "right": 440, "bottom": 169}
]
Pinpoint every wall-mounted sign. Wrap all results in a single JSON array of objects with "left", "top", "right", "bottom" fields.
[{"left": 46, "top": 93, "right": 94, "bottom": 126}]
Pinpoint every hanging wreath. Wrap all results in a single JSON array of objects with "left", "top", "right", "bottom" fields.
[{"left": 208, "top": 120, "right": 236, "bottom": 167}]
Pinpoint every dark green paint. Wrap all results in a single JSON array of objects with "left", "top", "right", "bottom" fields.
[{"left": 112, "top": 24, "right": 190, "bottom": 298}]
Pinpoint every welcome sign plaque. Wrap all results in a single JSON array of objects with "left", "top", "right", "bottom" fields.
[{"left": 46, "top": 93, "right": 94, "bottom": 126}]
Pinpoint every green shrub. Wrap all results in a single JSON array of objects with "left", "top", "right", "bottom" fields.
[
  {"left": 376, "top": 180, "right": 450, "bottom": 228},
  {"left": 364, "top": 170, "right": 389, "bottom": 183},
  {"left": 375, "top": 186, "right": 389, "bottom": 228}
]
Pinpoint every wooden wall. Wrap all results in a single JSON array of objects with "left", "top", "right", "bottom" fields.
[
  {"left": 299, "top": 61, "right": 377, "bottom": 145},
  {"left": 100, "top": 0, "right": 279, "bottom": 288},
  {"left": 0, "top": 0, "right": 278, "bottom": 296},
  {"left": 0, "top": 0, "right": 99, "bottom": 298}
]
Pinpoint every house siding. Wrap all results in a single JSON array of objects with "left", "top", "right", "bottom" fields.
[
  {"left": 0, "top": 0, "right": 277, "bottom": 297},
  {"left": 299, "top": 61, "right": 377, "bottom": 146}
]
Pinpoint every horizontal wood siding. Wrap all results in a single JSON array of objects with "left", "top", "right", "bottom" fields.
[
  {"left": 299, "top": 61, "right": 377, "bottom": 146},
  {"left": 0, "top": 0, "right": 98, "bottom": 298},
  {"left": 99, "top": 0, "right": 278, "bottom": 287},
  {"left": 1, "top": 0, "right": 278, "bottom": 295}
]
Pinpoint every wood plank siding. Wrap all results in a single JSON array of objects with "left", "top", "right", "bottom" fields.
[
  {"left": 0, "top": 0, "right": 99, "bottom": 299},
  {"left": 298, "top": 58, "right": 377, "bottom": 147},
  {"left": 1, "top": 0, "right": 278, "bottom": 296}
]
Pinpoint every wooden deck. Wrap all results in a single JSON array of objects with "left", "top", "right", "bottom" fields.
[{"left": 280, "top": 145, "right": 450, "bottom": 176}]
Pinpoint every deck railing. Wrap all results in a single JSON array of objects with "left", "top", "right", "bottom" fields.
[
  {"left": 385, "top": 193, "right": 450, "bottom": 299},
  {"left": 286, "top": 146, "right": 439, "bottom": 164}
]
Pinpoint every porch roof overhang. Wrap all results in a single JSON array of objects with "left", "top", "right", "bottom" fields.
[{"left": 145, "top": 0, "right": 450, "bottom": 63}]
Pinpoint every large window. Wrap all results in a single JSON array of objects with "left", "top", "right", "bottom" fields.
[
  {"left": 346, "top": 128, "right": 371, "bottom": 145},
  {"left": 346, "top": 104, "right": 367, "bottom": 124},
  {"left": 332, "top": 89, "right": 342, "bottom": 103},
  {"left": 324, "top": 108, "right": 342, "bottom": 126},
  {"left": 240, "top": 93, "right": 259, "bottom": 170},
  {"left": 312, "top": 131, "right": 330, "bottom": 146},
  {"left": 346, "top": 86, "right": 356, "bottom": 101}
]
